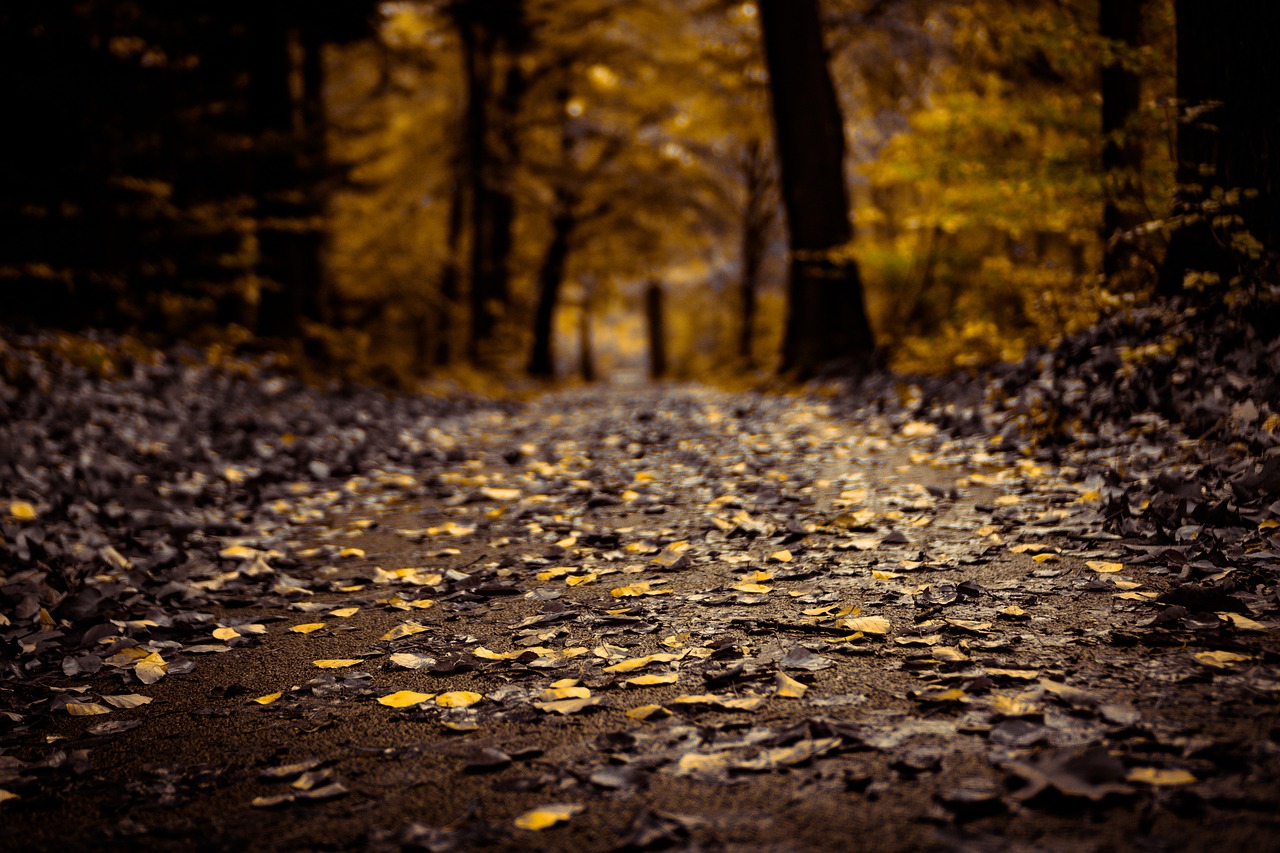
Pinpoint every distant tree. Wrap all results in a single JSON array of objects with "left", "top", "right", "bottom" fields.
[
  {"left": 1100, "top": 0, "right": 1147, "bottom": 288},
  {"left": 1158, "top": 0, "right": 1280, "bottom": 295},
  {"left": 758, "top": 0, "right": 875, "bottom": 377}
]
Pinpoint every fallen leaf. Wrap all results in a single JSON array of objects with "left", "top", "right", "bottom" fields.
[
  {"left": 1219, "top": 613, "right": 1266, "bottom": 631},
  {"left": 389, "top": 652, "right": 437, "bottom": 670},
  {"left": 329, "top": 607, "right": 360, "bottom": 618},
  {"left": 252, "top": 692, "right": 283, "bottom": 705},
  {"left": 538, "top": 686, "right": 591, "bottom": 701},
  {"left": 732, "top": 582, "right": 772, "bottom": 594},
  {"left": 8, "top": 501, "right": 37, "bottom": 521},
  {"left": 626, "top": 673, "right": 679, "bottom": 687},
  {"left": 625, "top": 704, "right": 670, "bottom": 720},
  {"left": 135, "top": 652, "right": 168, "bottom": 685},
  {"left": 436, "top": 691, "right": 483, "bottom": 708},
  {"left": 769, "top": 550, "right": 793, "bottom": 563},
  {"left": 1194, "top": 650, "right": 1252, "bottom": 670},
  {"left": 382, "top": 622, "right": 430, "bottom": 641},
  {"left": 101, "top": 694, "right": 152, "bottom": 709},
  {"left": 1086, "top": 561, "right": 1124, "bottom": 573},
  {"left": 212, "top": 627, "right": 241, "bottom": 641},
  {"left": 839, "top": 615, "right": 890, "bottom": 635},
  {"left": 514, "top": 803, "right": 582, "bottom": 830},
  {"left": 290, "top": 623, "right": 326, "bottom": 634},
  {"left": 339, "top": 548, "right": 365, "bottom": 558},
  {"left": 313, "top": 659, "right": 363, "bottom": 669},
  {"left": 604, "top": 653, "right": 681, "bottom": 673},
  {"left": 775, "top": 672, "right": 808, "bottom": 699},
  {"left": 1126, "top": 767, "right": 1197, "bottom": 786},
  {"left": 66, "top": 702, "right": 112, "bottom": 716},
  {"left": 378, "top": 690, "right": 436, "bottom": 708}
]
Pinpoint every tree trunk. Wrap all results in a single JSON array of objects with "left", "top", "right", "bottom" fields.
[
  {"left": 247, "top": 10, "right": 305, "bottom": 339},
  {"left": 646, "top": 280, "right": 667, "bottom": 380},
  {"left": 1100, "top": 0, "right": 1146, "bottom": 287},
  {"left": 527, "top": 206, "right": 575, "bottom": 378},
  {"left": 739, "top": 139, "right": 775, "bottom": 368},
  {"left": 1158, "top": 0, "right": 1280, "bottom": 295},
  {"left": 758, "top": 0, "right": 875, "bottom": 378},
  {"left": 578, "top": 304, "right": 596, "bottom": 383}
]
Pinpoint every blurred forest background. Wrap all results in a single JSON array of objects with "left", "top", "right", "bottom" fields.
[{"left": 0, "top": 0, "right": 1271, "bottom": 386}]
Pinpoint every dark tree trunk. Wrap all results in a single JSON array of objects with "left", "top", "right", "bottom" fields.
[
  {"left": 527, "top": 205, "right": 575, "bottom": 378},
  {"left": 1100, "top": 0, "right": 1146, "bottom": 286},
  {"left": 297, "top": 20, "right": 330, "bottom": 326},
  {"left": 646, "top": 280, "right": 667, "bottom": 380},
  {"left": 247, "top": 11, "right": 307, "bottom": 339},
  {"left": 758, "top": 0, "right": 875, "bottom": 378},
  {"left": 739, "top": 139, "right": 775, "bottom": 367},
  {"left": 455, "top": 0, "right": 527, "bottom": 366},
  {"left": 1158, "top": 0, "right": 1280, "bottom": 295},
  {"left": 578, "top": 304, "right": 596, "bottom": 382},
  {"left": 434, "top": 172, "right": 466, "bottom": 367}
]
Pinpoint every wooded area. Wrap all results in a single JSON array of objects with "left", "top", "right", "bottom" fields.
[{"left": 3, "top": 0, "right": 1275, "bottom": 382}]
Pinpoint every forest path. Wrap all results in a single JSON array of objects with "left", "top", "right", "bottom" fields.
[{"left": 6, "top": 383, "right": 1280, "bottom": 852}]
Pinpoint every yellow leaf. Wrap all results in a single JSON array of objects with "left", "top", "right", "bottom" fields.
[
  {"left": 611, "top": 582, "right": 671, "bottom": 598},
  {"left": 212, "top": 627, "right": 241, "bottom": 640},
  {"left": 775, "top": 672, "right": 808, "bottom": 699},
  {"left": 66, "top": 702, "right": 111, "bottom": 716},
  {"left": 0, "top": 789, "right": 19, "bottom": 803},
  {"left": 933, "top": 646, "right": 969, "bottom": 662},
  {"left": 313, "top": 659, "right": 363, "bottom": 669},
  {"left": 290, "top": 623, "right": 326, "bottom": 634},
  {"left": 1086, "top": 561, "right": 1124, "bottom": 573},
  {"left": 135, "top": 652, "right": 167, "bottom": 685},
  {"left": 626, "top": 673, "right": 679, "bottom": 686},
  {"left": 994, "top": 495, "right": 1021, "bottom": 506},
  {"left": 769, "top": 550, "right": 793, "bottom": 563},
  {"left": 871, "top": 570, "right": 903, "bottom": 580},
  {"left": 329, "top": 607, "right": 359, "bottom": 618},
  {"left": 480, "top": 487, "right": 522, "bottom": 501},
  {"left": 377, "top": 690, "right": 436, "bottom": 708},
  {"left": 339, "top": 548, "right": 365, "bottom": 559},
  {"left": 435, "top": 691, "right": 482, "bottom": 708},
  {"left": 998, "top": 605, "right": 1027, "bottom": 619},
  {"left": 1032, "top": 553, "right": 1059, "bottom": 563},
  {"left": 732, "top": 582, "right": 772, "bottom": 594},
  {"left": 1115, "top": 591, "right": 1158, "bottom": 601},
  {"left": 1194, "top": 650, "right": 1252, "bottom": 669},
  {"left": 840, "top": 616, "right": 891, "bottom": 635},
  {"left": 382, "top": 622, "right": 429, "bottom": 641},
  {"left": 565, "top": 572, "right": 597, "bottom": 587},
  {"left": 604, "top": 653, "right": 680, "bottom": 673},
  {"left": 1219, "top": 613, "right": 1266, "bottom": 631},
  {"left": 625, "top": 704, "right": 670, "bottom": 720},
  {"left": 514, "top": 803, "right": 582, "bottom": 831},
  {"left": 538, "top": 686, "right": 591, "bottom": 701},
  {"left": 988, "top": 694, "right": 1040, "bottom": 716},
  {"left": 219, "top": 544, "right": 259, "bottom": 560},
  {"left": 9, "top": 501, "right": 37, "bottom": 521},
  {"left": 1127, "top": 767, "right": 1197, "bottom": 786},
  {"left": 102, "top": 694, "right": 153, "bottom": 709}
]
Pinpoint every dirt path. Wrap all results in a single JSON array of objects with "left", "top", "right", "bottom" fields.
[{"left": 4, "top": 385, "right": 1279, "bottom": 852}]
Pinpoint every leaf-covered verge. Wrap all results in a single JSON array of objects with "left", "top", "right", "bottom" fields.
[{"left": 870, "top": 285, "right": 1280, "bottom": 594}]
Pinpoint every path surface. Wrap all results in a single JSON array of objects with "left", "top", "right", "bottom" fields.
[{"left": 4, "top": 385, "right": 1279, "bottom": 852}]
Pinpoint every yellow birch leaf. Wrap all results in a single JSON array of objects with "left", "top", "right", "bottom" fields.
[
  {"left": 514, "top": 803, "right": 582, "bottom": 831},
  {"left": 135, "top": 652, "right": 167, "bottom": 685},
  {"left": 775, "top": 672, "right": 808, "bottom": 699},
  {"left": 102, "top": 694, "right": 153, "bottom": 709},
  {"left": 1127, "top": 767, "right": 1197, "bottom": 785},
  {"left": 871, "top": 570, "right": 903, "bottom": 580},
  {"left": 565, "top": 572, "right": 597, "bottom": 587},
  {"left": 329, "top": 607, "right": 359, "bottom": 618},
  {"left": 840, "top": 616, "right": 891, "bottom": 634},
  {"left": 339, "top": 548, "right": 365, "bottom": 558},
  {"left": 994, "top": 495, "right": 1021, "bottom": 506},
  {"left": 1194, "top": 650, "right": 1252, "bottom": 669},
  {"left": 290, "top": 623, "right": 326, "bottom": 634},
  {"left": 252, "top": 692, "right": 283, "bottom": 705},
  {"left": 988, "top": 694, "right": 1040, "bottom": 716},
  {"left": 66, "top": 702, "right": 111, "bottom": 716},
  {"left": 626, "top": 673, "right": 679, "bottom": 686},
  {"left": 538, "top": 686, "right": 591, "bottom": 701},
  {"left": 9, "top": 501, "right": 37, "bottom": 521},
  {"left": 0, "top": 789, "right": 19, "bottom": 803},
  {"left": 732, "top": 582, "right": 772, "bottom": 594},
  {"left": 625, "top": 704, "right": 670, "bottom": 720},
  {"left": 212, "top": 627, "right": 241, "bottom": 640},
  {"left": 933, "top": 646, "right": 969, "bottom": 662},
  {"left": 1087, "top": 561, "right": 1124, "bottom": 573},
  {"left": 769, "top": 550, "right": 793, "bottom": 563},
  {"left": 1219, "top": 613, "right": 1266, "bottom": 631},
  {"left": 604, "top": 653, "right": 680, "bottom": 673},
  {"left": 382, "top": 622, "right": 429, "bottom": 641},
  {"left": 313, "top": 659, "right": 363, "bottom": 669},
  {"left": 436, "top": 691, "right": 482, "bottom": 708},
  {"left": 1032, "top": 553, "right": 1058, "bottom": 563},
  {"left": 377, "top": 690, "right": 436, "bottom": 708}
]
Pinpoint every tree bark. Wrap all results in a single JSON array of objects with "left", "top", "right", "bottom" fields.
[
  {"left": 1100, "top": 0, "right": 1146, "bottom": 287},
  {"left": 1158, "top": 0, "right": 1280, "bottom": 295},
  {"left": 578, "top": 303, "right": 596, "bottom": 382},
  {"left": 739, "top": 139, "right": 775, "bottom": 367},
  {"left": 758, "top": 0, "right": 875, "bottom": 377},
  {"left": 527, "top": 205, "right": 575, "bottom": 378},
  {"left": 646, "top": 280, "right": 667, "bottom": 380}
]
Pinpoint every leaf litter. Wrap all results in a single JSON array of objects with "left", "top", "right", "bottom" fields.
[{"left": 1, "top": 333, "right": 1279, "bottom": 849}]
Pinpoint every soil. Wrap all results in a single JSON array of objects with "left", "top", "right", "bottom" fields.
[{"left": 3, "top": 384, "right": 1279, "bottom": 852}]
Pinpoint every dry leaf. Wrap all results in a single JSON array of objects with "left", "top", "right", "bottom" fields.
[
  {"left": 212, "top": 627, "right": 241, "bottom": 641},
  {"left": 625, "top": 673, "right": 679, "bottom": 687},
  {"left": 514, "top": 803, "right": 582, "bottom": 831},
  {"left": 378, "top": 690, "right": 436, "bottom": 708},
  {"left": 252, "top": 692, "right": 283, "bottom": 705},
  {"left": 313, "top": 659, "right": 363, "bottom": 669},
  {"left": 66, "top": 702, "right": 111, "bottom": 716},
  {"left": 775, "top": 672, "right": 808, "bottom": 699},
  {"left": 436, "top": 691, "right": 483, "bottom": 708},
  {"left": 290, "top": 623, "right": 326, "bottom": 634},
  {"left": 382, "top": 622, "right": 430, "bottom": 641},
  {"left": 840, "top": 615, "right": 890, "bottom": 635},
  {"left": 1127, "top": 767, "right": 1197, "bottom": 786},
  {"left": 102, "top": 694, "right": 152, "bottom": 709},
  {"left": 1194, "top": 650, "right": 1252, "bottom": 669},
  {"left": 135, "top": 651, "right": 167, "bottom": 685},
  {"left": 1086, "top": 561, "right": 1124, "bottom": 573},
  {"left": 625, "top": 704, "right": 670, "bottom": 720},
  {"left": 329, "top": 607, "right": 359, "bottom": 618}
]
